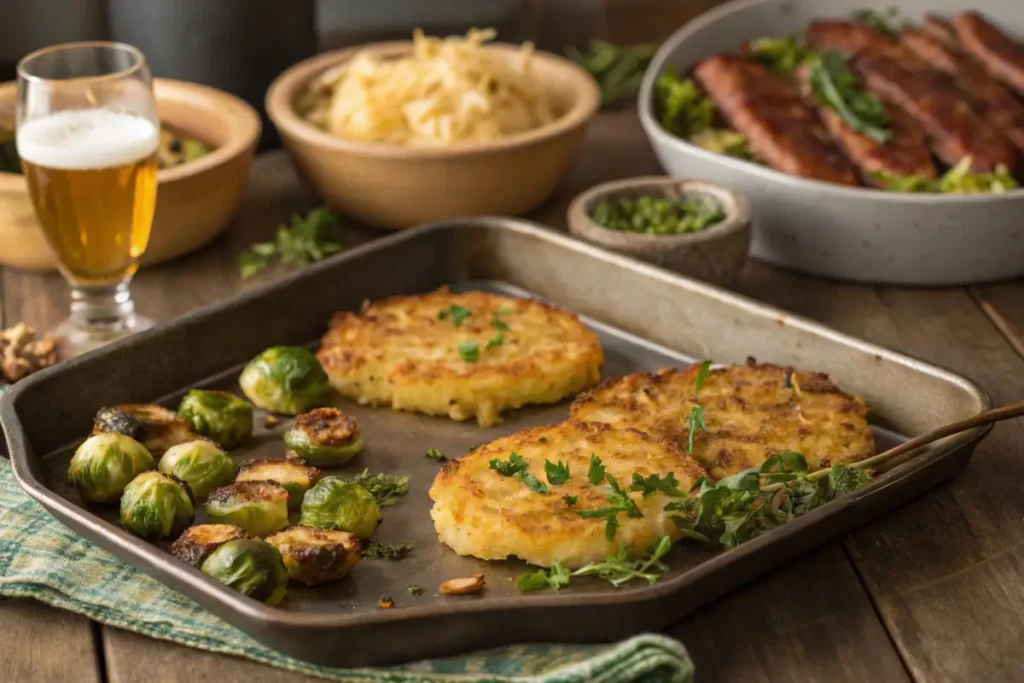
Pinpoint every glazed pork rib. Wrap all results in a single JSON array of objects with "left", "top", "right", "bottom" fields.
[
  {"left": 953, "top": 11, "right": 1024, "bottom": 98},
  {"left": 900, "top": 27, "right": 1024, "bottom": 153},
  {"left": 693, "top": 55, "right": 859, "bottom": 186},
  {"left": 921, "top": 14, "right": 958, "bottom": 46},
  {"left": 794, "top": 64, "right": 935, "bottom": 185}
]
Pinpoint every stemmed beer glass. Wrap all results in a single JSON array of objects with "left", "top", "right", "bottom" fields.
[{"left": 17, "top": 42, "right": 159, "bottom": 355}]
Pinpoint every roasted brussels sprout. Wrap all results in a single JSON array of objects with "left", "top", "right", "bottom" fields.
[
  {"left": 200, "top": 538, "right": 288, "bottom": 605},
  {"left": 204, "top": 481, "right": 290, "bottom": 536},
  {"left": 284, "top": 408, "right": 363, "bottom": 467},
  {"left": 299, "top": 477, "right": 381, "bottom": 538},
  {"left": 67, "top": 432, "right": 156, "bottom": 503},
  {"left": 266, "top": 526, "right": 361, "bottom": 586},
  {"left": 235, "top": 459, "right": 320, "bottom": 508},
  {"left": 119, "top": 471, "right": 195, "bottom": 539},
  {"left": 93, "top": 403, "right": 199, "bottom": 457},
  {"left": 171, "top": 523, "right": 247, "bottom": 568},
  {"left": 158, "top": 440, "right": 236, "bottom": 499},
  {"left": 177, "top": 389, "right": 253, "bottom": 448},
  {"left": 238, "top": 346, "right": 332, "bottom": 415}
]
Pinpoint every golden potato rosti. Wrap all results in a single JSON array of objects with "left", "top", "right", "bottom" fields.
[
  {"left": 570, "top": 358, "right": 875, "bottom": 480},
  {"left": 317, "top": 288, "right": 603, "bottom": 427},
  {"left": 429, "top": 420, "right": 707, "bottom": 568}
]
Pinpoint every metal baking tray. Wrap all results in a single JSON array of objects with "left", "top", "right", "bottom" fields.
[{"left": 2, "top": 218, "right": 991, "bottom": 667}]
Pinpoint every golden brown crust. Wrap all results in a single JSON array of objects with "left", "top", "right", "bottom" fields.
[
  {"left": 571, "top": 359, "right": 875, "bottom": 480},
  {"left": 93, "top": 403, "right": 200, "bottom": 456},
  {"left": 236, "top": 459, "right": 321, "bottom": 486},
  {"left": 316, "top": 287, "right": 604, "bottom": 428},
  {"left": 291, "top": 408, "right": 360, "bottom": 446},
  {"left": 170, "top": 524, "right": 246, "bottom": 568},
  {"left": 207, "top": 480, "right": 289, "bottom": 505},
  {"left": 266, "top": 526, "right": 361, "bottom": 586}
]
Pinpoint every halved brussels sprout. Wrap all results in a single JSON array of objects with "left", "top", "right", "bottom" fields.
[
  {"left": 177, "top": 389, "right": 254, "bottom": 448},
  {"left": 238, "top": 347, "right": 331, "bottom": 415},
  {"left": 299, "top": 477, "right": 381, "bottom": 538},
  {"left": 119, "top": 471, "right": 195, "bottom": 539},
  {"left": 171, "top": 523, "right": 247, "bottom": 568},
  {"left": 266, "top": 526, "right": 361, "bottom": 586},
  {"left": 235, "top": 459, "right": 320, "bottom": 508},
  {"left": 284, "top": 408, "right": 364, "bottom": 467},
  {"left": 93, "top": 403, "right": 199, "bottom": 457},
  {"left": 68, "top": 432, "right": 156, "bottom": 503},
  {"left": 200, "top": 538, "right": 288, "bottom": 605},
  {"left": 158, "top": 440, "right": 236, "bottom": 499},
  {"left": 204, "top": 481, "right": 290, "bottom": 536}
]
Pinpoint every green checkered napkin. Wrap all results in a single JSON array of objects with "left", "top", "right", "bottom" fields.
[{"left": 0, "top": 458, "right": 693, "bottom": 682}]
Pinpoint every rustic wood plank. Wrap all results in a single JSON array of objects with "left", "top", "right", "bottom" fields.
[
  {"left": 971, "top": 285, "right": 1024, "bottom": 359},
  {"left": 735, "top": 263, "right": 1024, "bottom": 683},
  {"left": 0, "top": 600, "right": 102, "bottom": 683},
  {"left": 669, "top": 544, "right": 911, "bottom": 683}
]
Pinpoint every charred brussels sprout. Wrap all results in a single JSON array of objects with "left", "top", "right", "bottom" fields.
[
  {"left": 284, "top": 408, "right": 363, "bottom": 467},
  {"left": 200, "top": 538, "right": 288, "bottom": 605},
  {"left": 171, "top": 524, "right": 247, "bottom": 568},
  {"left": 235, "top": 459, "right": 320, "bottom": 508},
  {"left": 299, "top": 477, "right": 381, "bottom": 538},
  {"left": 119, "top": 471, "right": 195, "bottom": 539},
  {"left": 204, "top": 481, "right": 290, "bottom": 536},
  {"left": 158, "top": 440, "right": 236, "bottom": 499},
  {"left": 177, "top": 389, "right": 253, "bottom": 448},
  {"left": 238, "top": 347, "right": 331, "bottom": 415},
  {"left": 68, "top": 432, "right": 156, "bottom": 503},
  {"left": 266, "top": 526, "right": 361, "bottom": 586},
  {"left": 93, "top": 403, "right": 199, "bottom": 457}
]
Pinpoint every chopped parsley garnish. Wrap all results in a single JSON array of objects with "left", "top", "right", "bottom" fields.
[
  {"left": 363, "top": 539, "right": 413, "bottom": 560},
  {"left": 544, "top": 459, "right": 571, "bottom": 485},
  {"left": 685, "top": 360, "right": 712, "bottom": 454},
  {"left": 352, "top": 469, "right": 409, "bottom": 507},
  {"left": 630, "top": 472, "right": 685, "bottom": 498},
  {"left": 518, "top": 536, "right": 672, "bottom": 591},
  {"left": 438, "top": 304, "right": 472, "bottom": 327},
  {"left": 489, "top": 451, "right": 549, "bottom": 494},
  {"left": 425, "top": 448, "right": 447, "bottom": 462},
  {"left": 457, "top": 340, "right": 480, "bottom": 362},
  {"left": 564, "top": 495, "right": 579, "bottom": 506},
  {"left": 468, "top": 444, "right": 481, "bottom": 452},
  {"left": 408, "top": 585, "right": 424, "bottom": 596},
  {"left": 491, "top": 319, "right": 510, "bottom": 332},
  {"left": 485, "top": 333, "right": 504, "bottom": 350},
  {"left": 577, "top": 473, "right": 643, "bottom": 540},
  {"left": 587, "top": 454, "right": 606, "bottom": 485},
  {"left": 239, "top": 207, "right": 345, "bottom": 278}
]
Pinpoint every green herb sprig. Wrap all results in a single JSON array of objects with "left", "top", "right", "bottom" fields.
[
  {"left": 518, "top": 536, "right": 673, "bottom": 592},
  {"left": 576, "top": 473, "right": 643, "bottom": 540},
  {"left": 351, "top": 469, "right": 410, "bottom": 507},
  {"left": 426, "top": 448, "right": 447, "bottom": 462},
  {"left": 490, "top": 452, "right": 549, "bottom": 495},
  {"left": 685, "top": 360, "right": 712, "bottom": 454},
  {"left": 567, "top": 41, "right": 658, "bottom": 108},
  {"left": 457, "top": 340, "right": 480, "bottom": 363},
  {"left": 364, "top": 539, "right": 413, "bottom": 560},
  {"left": 808, "top": 51, "right": 892, "bottom": 144},
  {"left": 438, "top": 304, "right": 472, "bottom": 326},
  {"left": 545, "top": 459, "right": 571, "bottom": 486},
  {"left": 239, "top": 207, "right": 345, "bottom": 278}
]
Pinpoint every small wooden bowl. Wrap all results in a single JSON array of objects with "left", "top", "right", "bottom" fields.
[
  {"left": 0, "top": 78, "right": 261, "bottom": 271},
  {"left": 567, "top": 177, "right": 752, "bottom": 287},
  {"left": 266, "top": 42, "right": 600, "bottom": 229}
]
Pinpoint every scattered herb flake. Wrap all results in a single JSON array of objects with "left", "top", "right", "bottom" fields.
[
  {"left": 517, "top": 562, "right": 572, "bottom": 592},
  {"left": 577, "top": 473, "right": 643, "bottom": 541},
  {"left": 408, "top": 585, "right": 424, "bottom": 596},
  {"left": 458, "top": 340, "right": 480, "bottom": 363},
  {"left": 426, "top": 448, "right": 447, "bottom": 462},
  {"left": 630, "top": 472, "right": 686, "bottom": 498},
  {"left": 588, "top": 454, "right": 606, "bottom": 485},
  {"left": 485, "top": 333, "right": 504, "bottom": 351},
  {"left": 352, "top": 469, "right": 409, "bottom": 507},
  {"left": 239, "top": 207, "right": 344, "bottom": 278},
  {"left": 489, "top": 451, "right": 549, "bottom": 494},
  {"left": 491, "top": 319, "right": 510, "bottom": 332},
  {"left": 545, "top": 459, "right": 571, "bottom": 486},
  {"left": 564, "top": 495, "right": 579, "bottom": 506},
  {"left": 438, "top": 304, "right": 472, "bottom": 327},
  {"left": 363, "top": 539, "right": 414, "bottom": 560}
]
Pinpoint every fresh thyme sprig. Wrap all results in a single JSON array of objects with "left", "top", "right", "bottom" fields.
[
  {"left": 517, "top": 536, "right": 673, "bottom": 592},
  {"left": 685, "top": 360, "right": 712, "bottom": 454},
  {"left": 351, "top": 469, "right": 410, "bottom": 507},
  {"left": 239, "top": 207, "right": 345, "bottom": 278}
]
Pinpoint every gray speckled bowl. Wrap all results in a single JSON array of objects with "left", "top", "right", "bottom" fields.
[
  {"left": 639, "top": 0, "right": 1024, "bottom": 286},
  {"left": 567, "top": 177, "right": 751, "bottom": 287}
]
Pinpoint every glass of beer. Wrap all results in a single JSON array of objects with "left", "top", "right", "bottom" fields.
[{"left": 16, "top": 42, "right": 159, "bottom": 355}]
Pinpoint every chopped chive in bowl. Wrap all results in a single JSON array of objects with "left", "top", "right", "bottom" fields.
[{"left": 591, "top": 194, "right": 725, "bottom": 236}]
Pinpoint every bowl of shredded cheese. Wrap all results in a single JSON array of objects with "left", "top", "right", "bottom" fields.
[{"left": 266, "top": 29, "right": 600, "bottom": 229}]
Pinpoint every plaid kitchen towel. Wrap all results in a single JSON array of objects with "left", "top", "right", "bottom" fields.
[{"left": 0, "top": 458, "right": 693, "bottom": 683}]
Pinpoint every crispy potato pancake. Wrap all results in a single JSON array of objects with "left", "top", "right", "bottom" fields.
[
  {"left": 429, "top": 420, "right": 707, "bottom": 568},
  {"left": 571, "top": 359, "right": 875, "bottom": 480},
  {"left": 317, "top": 288, "right": 604, "bottom": 427}
]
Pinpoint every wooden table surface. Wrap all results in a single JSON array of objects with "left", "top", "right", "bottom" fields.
[{"left": 2, "top": 109, "right": 1024, "bottom": 683}]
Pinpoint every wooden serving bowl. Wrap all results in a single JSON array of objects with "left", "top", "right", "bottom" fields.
[
  {"left": 265, "top": 42, "right": 600, "bottom": 229},
  {"left": 0, "top": 78, "right": 260, "bottom": 271},
  {"left": 567, "top": 177, "right": 752, "bottom": 288}
]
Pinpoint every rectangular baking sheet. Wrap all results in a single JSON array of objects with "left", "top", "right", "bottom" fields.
[{"left": 1, "top": 218, "right": 991, "bottom": 667}]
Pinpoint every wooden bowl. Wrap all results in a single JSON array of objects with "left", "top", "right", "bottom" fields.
[
  {"left": 567, "top": 177, "right": 752, "bottom": 287},
  {"left": 265, "top": 42, "right": 600, "bottom": 229},
  {"left": 0, "top": 78, "right": 260, "bottom": 271}
]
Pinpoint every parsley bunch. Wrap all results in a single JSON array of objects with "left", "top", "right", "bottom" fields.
[{"left": 239, "top": 207, "right": 345, "bottom": 278}]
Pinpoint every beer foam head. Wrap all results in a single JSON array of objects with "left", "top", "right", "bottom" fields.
[{"left": 17, "top": 109, "right": 159, "bottom": 170}]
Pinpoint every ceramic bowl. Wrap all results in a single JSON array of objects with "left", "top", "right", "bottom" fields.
[
  {"left": 0, "top": 78, "right": 261, "bottom": 271},
  {"left": 265, "top": 41, "right": 600, "bottom": 229},
  {"left": 567, "top": 176, "right": 751, "bottom": 287}
]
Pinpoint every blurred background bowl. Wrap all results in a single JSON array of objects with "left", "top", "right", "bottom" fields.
[
  {"left": 265, "top": 41, "right": 600, "bottom": 229},
  {"left": 0, "top": 77, "right": 260, "bottom": 271}
]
